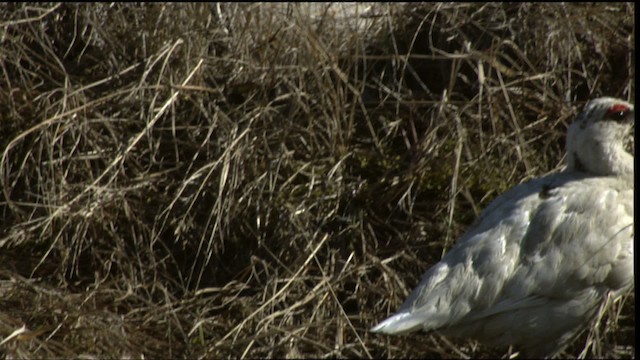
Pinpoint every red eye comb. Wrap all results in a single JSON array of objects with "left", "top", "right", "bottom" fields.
[{"left": 607, "top": 103, "right": 630, "bottom": 115}]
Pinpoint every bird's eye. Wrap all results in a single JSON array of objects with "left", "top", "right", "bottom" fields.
[{"left": 605, "top": 104, "right": 630, "bottom": 121}]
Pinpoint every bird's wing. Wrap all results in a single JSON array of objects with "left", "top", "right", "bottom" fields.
[
  {"left": 371, "top": 173, "right": 633, "bottom": 334},
  {"left": 504, "top": 174, "right": 633, "bottom": 300}
]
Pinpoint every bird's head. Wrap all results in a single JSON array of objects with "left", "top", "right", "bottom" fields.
[{"left": 566, "top": 97, "right": 634, "bottom": 176}]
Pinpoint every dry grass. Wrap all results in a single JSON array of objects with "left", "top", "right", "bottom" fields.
[{"left": 0, "top": 3, "right": 634, "bottom": 359}]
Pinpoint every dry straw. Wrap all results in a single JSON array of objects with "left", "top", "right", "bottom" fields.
[{"left": 0, "top": 3, "right": 634, "bottom": 358}]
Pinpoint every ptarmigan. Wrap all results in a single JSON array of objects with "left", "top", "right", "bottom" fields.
[{"left": 370, "top": 97, "right": 634, "bottom": 358}]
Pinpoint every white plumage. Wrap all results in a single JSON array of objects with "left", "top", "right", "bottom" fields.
[{"left": 371, "top": 97, "right": 634, "bottom": 358}]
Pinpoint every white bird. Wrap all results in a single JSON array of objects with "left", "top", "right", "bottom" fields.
[{"left": 371, "top": 97, "right": 634, "bottom": 358}]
